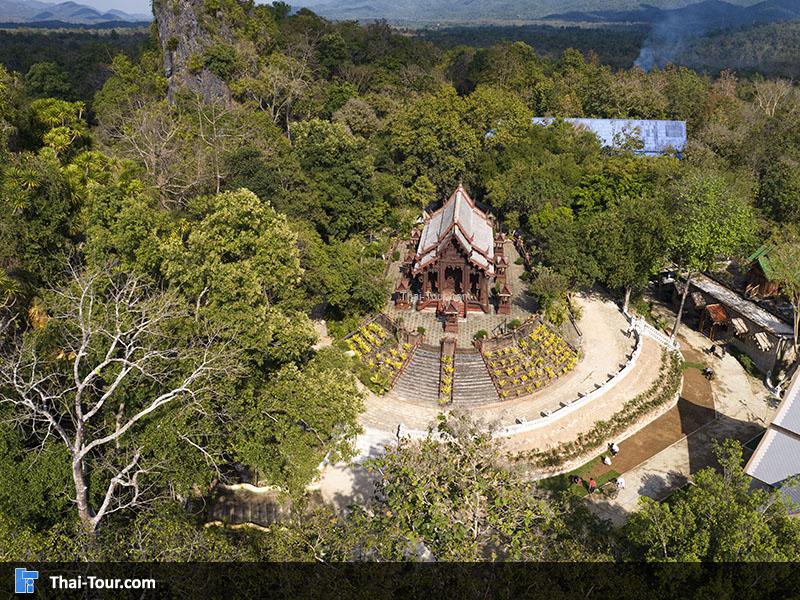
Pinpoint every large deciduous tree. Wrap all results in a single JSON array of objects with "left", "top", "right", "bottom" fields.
[
  {"left": 625, "top": 440, "right": 800, "bottom": 561},
  {"left": 389, "top": 86, "right": 479, "bottom": 194},
  {"left": 361, "top": 413, "right": 612, "bottom": 561},
  {"left": 162, "top": 188, "right": 316, "bottom": 366},
  {"left": 587, "top": 193, "right": 672, "bottom": 313},
  {"left": 0, "top": 268, "right": 231, "bottom": 533},
  {"left": 668, "top": 169, "right": 756, "bottom": 342}
]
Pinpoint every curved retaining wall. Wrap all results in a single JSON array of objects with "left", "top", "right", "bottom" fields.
[
  {"left": 394, "top": 315, "right": 681, "bottom": 442},
  {"left": 496, "top": 327, "right": 643, "bottom": 437}
]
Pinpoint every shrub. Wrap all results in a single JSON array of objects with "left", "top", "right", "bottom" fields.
[
  {"left": 392, "top": 250, "right": 401, "bottom": 261},
  {"left": 474, "top": 330, "right": 488, "bottom": 340},
  {"left": 417, "top": 326, "right": 426, "bottom": 335},
  {"left": 508, "top": 319, "right": 521, "bottom": 330},
  {"left": 204, "top": 44, "right": 238, "bottom": 80}
]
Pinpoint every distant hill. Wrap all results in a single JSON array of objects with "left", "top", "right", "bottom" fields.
[
  {"left": 299, "top": 0, "right": 764, "bottom": 23},
  {"left": 0, "top": 0, "right": 150, "bottom": 24},
  {"left": 543, "top": 0, "right": 800, "bottom": 27},
  {"left": 676, "top": 19, "right": 800, "bottom": 77}
]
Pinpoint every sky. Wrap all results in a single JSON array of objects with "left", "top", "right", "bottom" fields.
[{"left": 39, "top": 0, "right": 152, "bottom": 15}]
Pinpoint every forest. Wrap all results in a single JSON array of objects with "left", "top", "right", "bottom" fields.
[{"left": 1, "top": 1, "right": 800, "bottom": 563}]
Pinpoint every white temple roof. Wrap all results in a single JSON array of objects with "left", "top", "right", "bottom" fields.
[{"left": 413, "top": 185, "right": 495, "bottom": 275}]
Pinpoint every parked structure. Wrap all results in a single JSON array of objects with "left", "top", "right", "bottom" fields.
[{"left": 745, "top": 244, "right": 781, "bottom": 299}]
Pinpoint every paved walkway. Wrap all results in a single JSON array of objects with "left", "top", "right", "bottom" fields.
[
  {"left": 316, "top": 294, "right": 667, "bottom": 508},
  {"left": 589, "top": 326, "right": 776, "bottom": 524},
  {"left": 361, "top": 294, "right": 638, "bottom": 431}
]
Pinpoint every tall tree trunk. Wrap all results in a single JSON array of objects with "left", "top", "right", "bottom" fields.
[
  {"left": 671, "top": 270, "right": 693, "bottom": 343},
  {"left": 623, "top": 287, "right": 632, "bottom": 314},
  {"left": 72, "top": 456, "right": 94, "bottom": 532}
]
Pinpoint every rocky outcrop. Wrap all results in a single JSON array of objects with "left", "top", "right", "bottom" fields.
[{"left": 153, "top": 0, "right": 236, "bottom": 105}]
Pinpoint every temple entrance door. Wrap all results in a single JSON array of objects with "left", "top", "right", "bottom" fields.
[
  {"left": 469, "top": 271, "right": 479, "bottom": 299},
  {"left": 444, "top": 266, "right": 463, "bottom": 296},
  {"left": 428, "top": 271, "right": 439, "bottom": 294}
]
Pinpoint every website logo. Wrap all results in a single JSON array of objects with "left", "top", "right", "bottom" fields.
[{"left": 14, "top": 568, "right": 38, "bottom": 594}]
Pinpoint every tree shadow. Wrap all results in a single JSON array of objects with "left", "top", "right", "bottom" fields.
[
  {"left": 325, "top": 460, "right": 379, "bottom": 514},
  {"left": 637, "top": 470, "right": 689, "bottom": 500},
  {"left": 680, "top": 400, "right": 764, "bottom": 475}
]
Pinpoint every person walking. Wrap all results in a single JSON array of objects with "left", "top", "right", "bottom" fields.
[
  {"left": 609, "top": 442, "right": 620, "bottom": 456},
  {"left": 616, "top": 476, "right": 626, "bottom": 490},
  {"left": 588, "top": 477, "right": 597, "bottom": 494}
]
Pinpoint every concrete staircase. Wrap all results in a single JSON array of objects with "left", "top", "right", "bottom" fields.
[
  {"left": 452, "top": 350, "right": 500, "bottom": 406},
  {"left": 393, "top": 346, "right": 441, "bottom": 405}
]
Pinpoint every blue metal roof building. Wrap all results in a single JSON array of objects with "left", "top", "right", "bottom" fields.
[{"left": 532, "top": 118, "right": 687, "bottom": 157}]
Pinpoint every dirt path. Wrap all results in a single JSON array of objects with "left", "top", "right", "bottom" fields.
[
  {"left": 589, "top": 327, "right": 773, "bottom": 524},
  {"left": 583, "top": 345, "right": 715, "bottom": 483}
]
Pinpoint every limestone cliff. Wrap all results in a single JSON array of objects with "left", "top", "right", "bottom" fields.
[{"left": 153, "top": 0, "right": 237, "bottom": 105}]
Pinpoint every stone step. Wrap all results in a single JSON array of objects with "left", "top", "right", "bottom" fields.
[
  {"left": 392, "top": 347, "right": 441, "bottom": 405},
  {"left": 452, "top": 351, "right": 499, "bottom": 406}
]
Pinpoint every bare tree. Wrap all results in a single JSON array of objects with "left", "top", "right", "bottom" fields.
[
  {"left": 106, "top": 101, "right": 201, "bottom": 208},
  {"left": 232, "top": 51, "right": 313, "bottom": 135},
  {"left": 0, "top": 267, "right": 230, "bottom": 533},
  {"left": 754, "top": 79, "right": 794, "bottom": 118}
]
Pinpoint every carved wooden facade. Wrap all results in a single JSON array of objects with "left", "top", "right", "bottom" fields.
[{"left": 394, "top": 185, "right": 511, "bottom": 327}]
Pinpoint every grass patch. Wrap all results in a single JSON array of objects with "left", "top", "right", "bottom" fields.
[
  {"left": 681, "top": 360, "right": 706, "bottom": 371},
  {"left": 538, "top": 455, "right": 620, "bottom": 498}
]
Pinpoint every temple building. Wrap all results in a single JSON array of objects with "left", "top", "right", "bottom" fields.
[{"left": 394, "top": 185, "right": 511, "bottom": 331}]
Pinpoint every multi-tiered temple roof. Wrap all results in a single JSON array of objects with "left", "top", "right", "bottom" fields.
[{"left": 413, "top": 185, "right": 495, "bottom": 275}]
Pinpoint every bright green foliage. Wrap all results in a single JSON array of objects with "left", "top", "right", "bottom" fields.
[
  {"left": 362, "top": 413, "right": 612, "bottom": 561},
  {"left": 670, "top": 169, "right": 756, "bottom": 272},
  {"left": 625, "top": 440, "right": 800, "bottom": 561},
  {"left": 465, "top": 85, "right": 532, "bottom": 151},
  {"left": 293, "top": 118, "right": 385, "bottom": 240},
  {"left": 298, "top": 225, "right": 388, "bottom": 318},
  {"left": 405, "top": 175, "right": 437, "bottom": 208},
  {"left": 586, "top": 192, "right": 672, "bottom": 303},
  {"left": 29, "top": 98, "right": 88, "bottom": 156},
  {"left": 81, "top": 180, "right": 171, "bottom": 279},
  {"left": 162, "top": 188, "right": 315, "bottom": 364},
  {"left": 390, "top": 86, "right": 480, "bottom": 193},
  {"left": 769, "top": 228, "right": 800, "bottom": 351},
  {"left": 0, "top": 149, "right": 77, "bottom": 286},
  {"left": 0, "top": 421, "right": 72, "bottom": 527},
  {"left": 528, "top": 265, "right": 570, "bottom": 323},
  {"left": 24, "top": 62, "right": 73, "bottom": 100},
  {"left": 236, "top": 348, "right": 363, "bottom": 494},
  {"left": 758, "top": 153, "right": 800, "bottom": 226}
]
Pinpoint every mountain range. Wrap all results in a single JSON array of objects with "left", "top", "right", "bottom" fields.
[
  {"left": 299, "top": 0, "right": 800, "bottom": 25},
  {"left": 544, "top": 0, "right": 800, "bottom": 26},
  {"left": 0, "top": 0, "right": 150, "bottom": 24},
  {"left": 298, "top": 0, "right": 764, "bottom": 23}
]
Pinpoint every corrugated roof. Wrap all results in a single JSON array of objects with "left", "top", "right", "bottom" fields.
[
  {"left": 746, "top": 369, "right": 800, "bottom": 505},
  {"left": 705, "top": 303, "right": 729, "bottom": 324},
  {"left": 532, "top": 117, "right": 687, "bottom": 157},
  {"left": 693, "top": 274, "right": 793, "bottom": 338}
]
